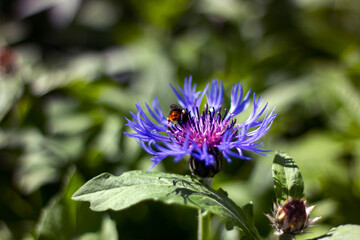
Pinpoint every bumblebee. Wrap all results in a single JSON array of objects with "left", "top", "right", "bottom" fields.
[{"left": 167, "top": 104, "right": 189, "bottom": 125}]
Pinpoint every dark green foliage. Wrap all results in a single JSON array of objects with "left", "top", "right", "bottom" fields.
[{"left": 1, "top": 0, "right": 360, "bottom": 239}]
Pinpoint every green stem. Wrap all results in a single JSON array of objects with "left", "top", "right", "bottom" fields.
[
  {"left": 201, "top": 177, "right": 213, "bottom": 187},
  {"left": 198, "top": 210, "right": 211, "bottom": 240},
  {"left": 198, "top": 177, "right": 212, "bottom": 240}
]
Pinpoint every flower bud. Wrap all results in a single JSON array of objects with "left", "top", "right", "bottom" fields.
[
  {"left": 189, "top": 148, "right": 222, "bottom": 178},
  {"left": 266, "top": 199, "right": 321, "bottom": 236}
]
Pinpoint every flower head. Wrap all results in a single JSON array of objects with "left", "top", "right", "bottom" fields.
[
  {"left": 266, "top": 199, "right": 321, "bottom": 236},
  {"left": 125, "top": 76, "right": 277, "bottom": 177}
]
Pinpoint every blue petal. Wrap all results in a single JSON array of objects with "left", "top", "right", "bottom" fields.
[
  {"left": 217, "top": 100, "right": 277, "bottom": 161},
  {"left": 231, "top": 107, "right": 277, "bottom": 155},
  {"left": 124, "top": 101, "right": 169, "bottom": 142},
  {"left": 171, "top": 76, "right": 209, "bottom": 115},
  {"left": 145, "top": 97, "right": 167, "bottom": 127},
  {"left": 136, "top": 102, "right": 167, "bottom": 132},
  {"left": 206, "top": 79, "right": 224, "bottom": 112},
  {"left": 137, "top": 135, "right": 193, "bottom": 170},
  {"left": 192, "top": 143, "right": 216, "bottom": 166},
  {"left": 225, "top": 83, "right": 251, "bottom": 120}
]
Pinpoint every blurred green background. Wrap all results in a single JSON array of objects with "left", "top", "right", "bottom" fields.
[{"left": 1, "top": 0, "right": 360, "bottom": 239}]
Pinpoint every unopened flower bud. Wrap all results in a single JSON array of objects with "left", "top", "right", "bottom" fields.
[{"left": 266, "top": 199, "right": 321, "bottom": 236}]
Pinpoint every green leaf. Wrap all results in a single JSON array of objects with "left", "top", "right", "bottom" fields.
[
  {"left": 0, "top": 75, "right": 24, "bottom": 122},
  {"left": 72, "top": 170, "right": 261, "bottom": 240},
  {"left": 77, "top": 215, "right": 118, "bottom": 240},
  {"left": 241, "top": 202, "right": 254, "bottom": 225},
  {"left": 36, "top": 167, "right": 84, "bottom": 240},
  {"left": 272, "top": 152, "right": 304, "bottom": 204},
  {"left": 0, "top": 221, "right": 13, "bottom": 240},
  {"left": 310, "top": 224, "right": 360, "bottom": 240}
]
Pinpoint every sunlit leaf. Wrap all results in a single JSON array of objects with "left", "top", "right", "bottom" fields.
[
  {"left": 272, "top": 152, "right": 304, "bottom": 204},
  {"left": 310, "top": 224, "right": 360, "bottom": 240},
  {"left": 72, "top": 170, "right": 261, "bottom": 240}
]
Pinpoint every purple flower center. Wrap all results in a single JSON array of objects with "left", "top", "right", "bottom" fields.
[{"left": 167, "top": 105, "right": 236, "bottom": 149}]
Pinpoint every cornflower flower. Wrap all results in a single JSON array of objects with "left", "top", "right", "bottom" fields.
[{"left": 125, "top": 76, "right": 277, "bottom": 178}]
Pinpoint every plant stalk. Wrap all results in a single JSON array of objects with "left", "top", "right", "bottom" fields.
[
  {"left": 198, "top": 210, "right": 211, "bottom": 240},
  {"left": 198, "top": 177, "right": 212, "bottom": 240}
]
